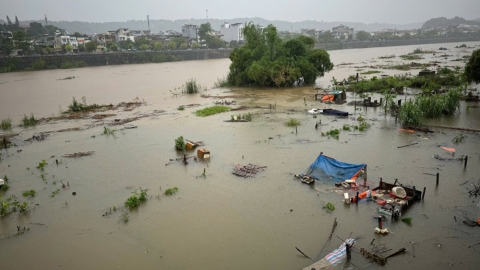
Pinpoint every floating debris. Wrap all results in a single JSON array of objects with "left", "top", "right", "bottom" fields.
[
  {"left": 468, "top": 181, "right": 480, "bottom": 197},
  {"left": 62, "top": 151, "right": 95, "bottom": 158},
  {"left": 232, "top": 164, "right": 266, "bottom": 178},
  {"left": 25, "top": 133, "right": 50, "bottom": 142}
]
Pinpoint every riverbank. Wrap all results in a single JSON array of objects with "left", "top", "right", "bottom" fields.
[
  {"left": 1, "top": 36, "right": 480, "bottom": 74},
  {"left": 0, "top": 49, "right": 232, "bottom": 73},
  {"left": 315, "top": 36, "right": 480, "bottom": 50}
]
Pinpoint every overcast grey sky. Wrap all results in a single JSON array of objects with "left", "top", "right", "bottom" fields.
[{"left": 1, "top": 0, "right": 479, "bottom": 24}]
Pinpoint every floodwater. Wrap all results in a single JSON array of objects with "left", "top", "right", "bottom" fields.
[{"left": 1, "top": 42, "right": 480, "bottom": 270}]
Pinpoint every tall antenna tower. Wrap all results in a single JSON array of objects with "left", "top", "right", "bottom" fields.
[{"left": 45, "top": 14, "right": 48, "bottom": 26}]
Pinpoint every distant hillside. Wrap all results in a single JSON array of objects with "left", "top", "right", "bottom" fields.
[
  {"left": 422, "top": 16, "right": 480, "bottom": 29},
  {"left": 9, "top": 17, "right": 422, "bottom": 35}
]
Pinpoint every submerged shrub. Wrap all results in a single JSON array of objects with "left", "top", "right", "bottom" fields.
[{"left": 285, "top": 118, "right": 301, "bottom": 127}]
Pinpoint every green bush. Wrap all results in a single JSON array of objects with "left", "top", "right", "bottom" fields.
[
  {"left": 124, "top": 188, "right": 148, "bottom": 210},
  {"left": 164, "top": 187, "right": 179, "bottom": 196},
  {"left": 175, "top": 136, "right": 186, "bottom": 151}
]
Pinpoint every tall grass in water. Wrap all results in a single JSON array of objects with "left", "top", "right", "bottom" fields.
[
  {"left": 399, "top": 100, "right": 423, "bottom": 127},
  {"left": 21, "top": 114, "right": 37, "bottom": 127},
  {"left": 1, "top": 118, "right": 12, "bottom": 130},
  {"left": 184, "top": 78, "right": 200, "bottom": 94}
]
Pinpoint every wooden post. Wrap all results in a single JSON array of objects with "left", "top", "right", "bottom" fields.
[
  {"left": 422, "top": 187, "right": 426, "bottom": 201},
  {"left": 378, "top": 216, "right": 383, "bottom": 229},
  {"left": 464, "top": 156, "right": 468, "bottom": 168},
  {"left": 346, "top": 243, "right": 352, "bottom": 259},
  {"left": 379, "top": 177, "right": 383, "bottom": 188},
  {"left": 295, "top": 126, "right": 297, "bottom": 134},
  {"left": 356, "top": 192, "right": 359, "bottom": 204},
  {"left": 436, "top": 173, "right": 439, "bottom": 186}
]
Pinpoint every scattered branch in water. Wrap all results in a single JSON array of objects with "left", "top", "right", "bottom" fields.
[{"left": 62, "top": 151, "right": 95, "bottom": 158}]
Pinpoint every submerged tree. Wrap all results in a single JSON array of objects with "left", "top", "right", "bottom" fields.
[
  {"left": 227, "top": 23, "right": 333, "bottom": 87},
  {"left": 465, "top": 49, "right": 480, "bottom": 83}
]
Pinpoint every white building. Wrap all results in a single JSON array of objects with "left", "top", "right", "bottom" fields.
[
  {"left": 182, "top": 24, "right": 198, "bottom": 40},
  {"left": 219, "top": 21, "right": 244, "bottom": 42},
  {"left": 115, "top": 28, "right": 135, "bottom": 43},
  {"left": 54, "top": 31, "right": 79, "bottom": 48}
]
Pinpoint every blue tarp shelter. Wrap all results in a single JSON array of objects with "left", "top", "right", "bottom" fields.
[{"left": 305, "top": 153, "right": 367, "bottom": 182}]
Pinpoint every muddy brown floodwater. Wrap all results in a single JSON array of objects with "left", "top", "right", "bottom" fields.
[{"left": 1, "top": 42, "right": 480, "bottom": 270}]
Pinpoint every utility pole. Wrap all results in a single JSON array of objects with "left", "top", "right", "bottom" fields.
[{"left": 206, "top": 10, "right": 208, "bottom": 23}]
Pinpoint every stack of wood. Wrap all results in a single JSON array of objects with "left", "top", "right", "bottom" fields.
[{"left": 232, "top": 164, "right": 266, "bottom": 178}]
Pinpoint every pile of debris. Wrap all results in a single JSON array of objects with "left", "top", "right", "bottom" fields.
[{"left": 232, "top": 164, "right": 266, "bottom": 178}]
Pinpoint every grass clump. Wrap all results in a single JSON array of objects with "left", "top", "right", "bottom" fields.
[
  {"left": 22, "top": 190, "right": 36, "bottom": 198},
  {"left": 103, "top": 126, "right": 116, "bottom": 136},
  {"left": 164, "top": 187, "right": 179, "bottom": 196},
  {"left": 177, "top": 105, "right": 185, "bottom": 111},
  {"left": 1, "top": 118, "right": 12, "bottom": 130},
  {"left": 323, "top": 202, "right": 335, "bottom": 212},
  {"left": 184, "top": 78, "right": 201, "bottom": 94},
  {"left": 195, "top": 106, "right": 230, "bottom": 117},
  {"left": 401, "top": 217, "right": 412, "bottom": 225},
  {"left": 361, "top": 70, "right": 381, "bottom": 75},
  {"left": 21, "top": 114, "right": 37, "bottom": 127},
  {"left": 175, "top": 136, "right": 186, "bottom": 151},
  {"left": 50, "top": 189, "right": 60, "bottom": 198},
  {"left": 124, "top": 188, "right": 148, "bottom": 210},
  {"left": 36, "top": 159, "right": 48, "bottom": 171},
  {"left": 213, "top": 76, "right": 229, "bottom": 88},
  {"left": 285, "top": 118, "right": 301, "bottom": 127},
  {"left": 67, "top": 96, "right": 100, "bottom": 112},
  {"left": 322, "top": 129, "right": 340, "bottom": 139}
]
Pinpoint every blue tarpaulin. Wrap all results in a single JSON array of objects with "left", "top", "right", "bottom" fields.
[{"left": 305, "top": 154, "right": 366, "bottom": 182}]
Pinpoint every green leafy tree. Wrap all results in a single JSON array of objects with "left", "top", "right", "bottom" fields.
[
  {"left": 27, "top": 22, "right": 47, "bottom": 38},
  {"left": 167, "top": 40, "right": 177, "bottom": 50},
  {"left": 179, "top": 43, "right": 188, "bottom": 50},
  {"left": 198, "top": 22, "right": 213, "bottom": 42},
  {"left": 191, "top": 42, "right": 200, "bottom": 49},
  {"left": 227, "top": 23, "right": 333, "bottom": 87},
  {"left": 356, "top": 30, "right": 370, "bottom": 41},
  {"left": 135, "top": 37, "right": 150, "bottom": 48},
  {"left": 110, "top": 44, "right": 118, "bottom": 51},
  {"left": 12, "top": 30, "right": 30, "bottom": 53},
  {"left": 139, "top": 44, "right": 149, "bottom": 51},
  {"left": 65, "top": 44, "right": 73, "bottom": 52},
  {"left": 154, "top": 42, "right": 163, "bottom": 51},
  {"left": 85, "top": 41, "right": 97, "bottom": 52},
  {"left": 465, "top": 49, "right": 480, "bottom": 83}
]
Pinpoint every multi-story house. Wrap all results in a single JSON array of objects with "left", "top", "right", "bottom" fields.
[
  {"left": 115, "top": 28, "right": 135, "bottom": 43},
  {"left": 219, "top": 21, "right": 244, "bottom": 42},
  {"left": 182, "top": 24, "right": 198, "bottom": 41}
]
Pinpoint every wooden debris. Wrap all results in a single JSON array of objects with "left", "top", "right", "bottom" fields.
[
  {"left": 468, "top": 181, "right": 480, "bottom": 197},
  {"left": 329, "top": 218, "right": 338, "bottom": 240},
  {"left": 232, "top": 164, "right": 266, "bottom": 178},
  {"left": 295, "top": 247, "right": 312, "bottom": 260},
  {"left": 62, "top": 151, "right": 95, "bottom": 158},
  {"left": 25, "top": 133, "right": 50, "bottom": 142},
  {"left": 397, "top": 143, "right": 418, "bottom": 148}
]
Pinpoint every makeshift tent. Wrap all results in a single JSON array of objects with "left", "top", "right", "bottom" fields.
[{"left": 304, "top": 153, "right": 367, "bottom": 182}]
